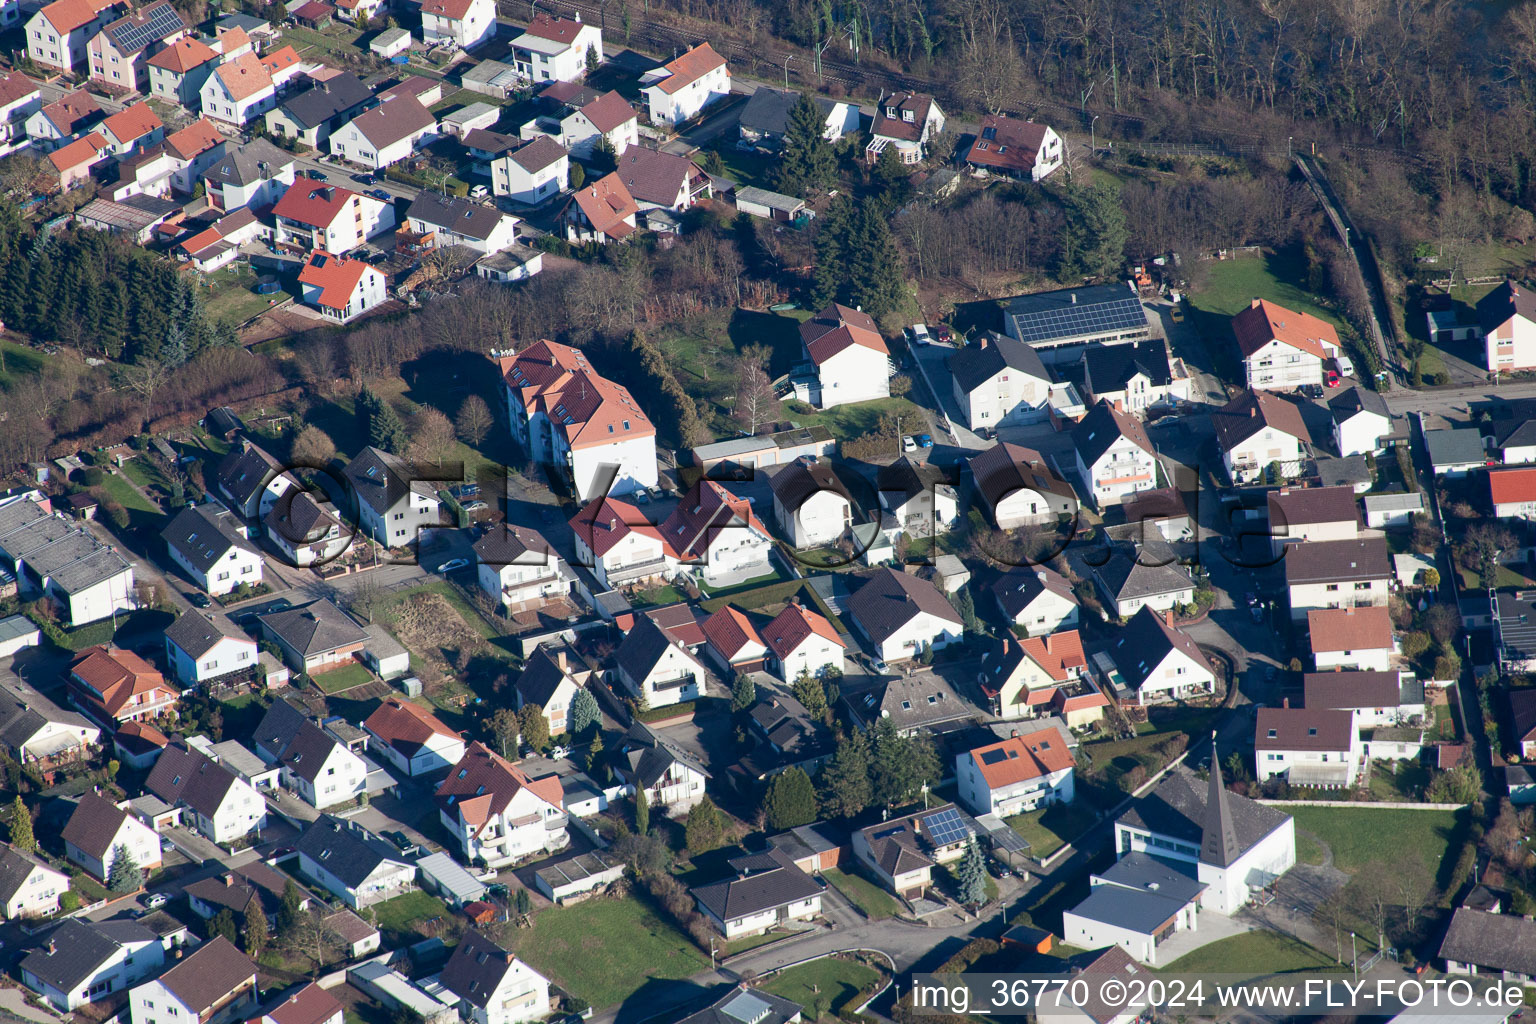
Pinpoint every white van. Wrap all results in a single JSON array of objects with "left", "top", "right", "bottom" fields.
[{"left": 1335, "top": 354, "right": 1356, "bottom": 377}]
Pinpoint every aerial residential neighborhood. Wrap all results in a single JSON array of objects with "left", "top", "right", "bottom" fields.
[{"left": 0, "top": 0, "right": 1533, "bottom": 1021}]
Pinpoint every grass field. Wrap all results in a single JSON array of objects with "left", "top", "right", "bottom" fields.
[
  {"left": 762, "top": 958, "right": 882, "bottom": 1019},
  {"left": 0, "top": 341, "right": 49, "bottom": 389},
  {"left": 371, "top": 891, "right": 450, "bottom": 945},
  {"left": 499, "top": 896, "right": 708, "bottom": 1009},
  {"left": 1005, "top": 802, "right": 1101, "bottom": 861},
  {"left": 279, "top": 22, "right": 365, "bottom": 61},
  {"left": 1295, "top": 830, "right": 1325, "bottom": 866},
  {"left": 822, "top": 868, "right": 899, "bottom": 920},
  {"left": 1287, "top": 806, "right": 1468, "bottom": 879},
  {"left": 202, "top": 265, "right": 280, "bottom": 325},
  {"left": 1158, "top": 930, "right": 1340, "bottom": 975},
  {"left": 314, "top": 661, "right": 375, "bottom": 693},
  {"left": 1186, "top": 247, "right": 1346, "bottom": 381}
]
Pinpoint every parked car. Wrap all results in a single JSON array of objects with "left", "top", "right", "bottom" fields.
[
  {"left": 933, "top": 324, "right": 954, "bottom": 345},
  {"left": 437, "top": 558, "right": 470, "bottom": 573},
  {"left": 1325, "top": 369, "right": 1341, "bottom": 388},
  {"left": 306, "top": 170, "right": 328, "bottom": 182},
  {"left": 902, "top": 436, "right": 918, "bottom": 453},
  {"left": 384, "top": 830, "right": 419, "bottom": 856},
  {"left": 351, "top": 172, "right": 375, "bottom": 185},
  {"left": 915, "top": 433, "right": 933, "bottom": 448},
  {"left": 145, "top": 892, "right": 168, "bottom": 909},
  {"left": 1300, "top": 383, "right": 1325, "bottom": 399},
  {"left": 367, "top": 188, "right": 394, "bottom": 203},
  {"left": 187, "top": 592, "right": 211, "bottom": 608},
  {"left": 462, "top": 501, "right": 489, "bottom": 513},
  {"left": 906, "top": 324, "right": 932, "bottom": 346},
  {"left": 1335, "top": 354, "right": 1356, "bottom": 377},
  {"left": 470, "top": 184, "right": 490, "bottom": 198},
  {"left": 1170, "top": 305, "right": 1186, "bottom": 323}
]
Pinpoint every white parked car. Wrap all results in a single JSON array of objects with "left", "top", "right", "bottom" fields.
[
  {"left": 902, "top": 436, "right": 918, "bottom": 453},
  {"left": 1335, "top": 354, "right": 1355, "bottom": 377},
  {"left": 145, "top": 893, "right": 168, "bottom": 909},
  {"left": 907, "top": 324, "right": 931, "bottom": 346},
  {"left": 549, "top": 745, "right": 570, "bottom": 760}
]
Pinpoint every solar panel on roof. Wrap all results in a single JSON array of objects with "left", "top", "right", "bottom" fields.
[
  {"left": 980, "top": 748, "right": 1009, "bottom": 765},
  {"left": 921, "top": 807, "right": 970, "bottom": 846},
  {"left": 1009, "top": 294, "right": 1147, "bottom": 345},
  {"left": 721, "top": 992, "right": 774, "bottom": 1024},
  {"left": 113, "top": 4, "right": 184, "bottom": 54}
]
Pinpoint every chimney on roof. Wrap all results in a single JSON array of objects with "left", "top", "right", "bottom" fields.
[
  {"left": 556, "top": 649, "right": 567, "bottom": 672},
  {"left": 1249, "top": 405, "right": 1257, "bottom": 417},
  {"left": 574, "top": 10, "right": 580, "bottom": 19},
  {"left": 1164, "top": 609, "right": 1174, "bottom": 627},
  {"left": 1010, "top": 729, "right": 1018, "bottom": 738},
  {"left": 1282, "top": 697, "right": 1289, "bottom": 708},
  {"left": 1251, "top": 297, "right": 1261, "bottom": 308},
  {"left": 1070, "top": 293, "right": 1077, "bottom": 304},
  {"left": 224, "top": 872, "right": 236, "bottom": 886},
  {"left": 979, "top": 335, "right": 988, "bottom": 349}
]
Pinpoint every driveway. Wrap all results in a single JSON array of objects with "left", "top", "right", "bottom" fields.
[{"left": 159, "top": 826, "right": 225, "bottom": 864}]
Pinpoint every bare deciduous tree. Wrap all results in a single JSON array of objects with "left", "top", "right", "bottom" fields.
[
  {"left": 732, "top": 351, "right": 779, "bottom": 435},
  {"left": 409, "top": 407, "right": 457, "bottom": 465},
  {"left": 456, "top": 394, "right": 493, "bottom": 446},
  {"left": 290, "top": 425, "right": 336, "bottom": 469}
]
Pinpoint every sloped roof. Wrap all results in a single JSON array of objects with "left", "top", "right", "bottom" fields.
[
  {"left": 762, "top": 602, "right": 843, "bottom": 659},
  {"left": 1490, "top": 466, "right": 1536, "bottom": 505},
  {"left": 846, "top": 567, "right": 962, "bottom": 644},
  {"left": 799, "top": 303, "right": 887, "bottom": 364},
  {"left": 149, "top": 34, "right": 218, "bottom": 73},
  {"left": 38, "top": 90, "right": 101, "bottom": 134},
  {"left": 1082, "top": 339, "right": 1174, "bottom": 392},
  {"left": 99, "top": 1, "right": 185, "bottom": 57},
  {"left": 1072, "top": 399, "right": 1154, "bottom": 465},
  {"left": 1438, "top": 908, "right": 1536, "bottom": 976},
  {"left": 1283, "top": 536, "right": 1391, "bottom": 586},
  {"left": 1110, "top": 605, "right": 1213, "bottom": 690},
  {"left": 261, "top": 599, "right": 367, "bottom": 657},
  {"left": 870, "top": 91, "right": 935, "bottom": 143},
  {"left": 1212, "top": 389, "right": 1312, "bottom": 450},
  {"left": 769, "top": 459, "right": 850, "bottom": 511},
  {"left": 262, "top": 983, "right": 342, "bottom": 1024},
  {"left": 1255, "top": 706, "right": 1354, "bottom": 751},
  {"left": 1117, "top": 764, "right": 1290, "bottom": 864},
  {"left": 296, "top": 815, "right": 410, "bottom": 888},
  {"left": 60, "top": 793, "right": 133, "bottom": 860},
  {"left": 49, "top": 133, "right": 107, "bottom": 172},
  {"left": 145, "top": 741, "right": 244, "bottom": 818},
  {"left": 950, "top": 334, "right": 1048, "bottom": 393},
  {"left": 365, "top": 697, "right": 460, "bottom": 756},
  {"left": 274, "top": 179, "right": 362, "bottom": 228},
  {"left": 407, "top": 191, "right": 513, "bottom": 243},
  {"left": 1093, "top": 538, "right": 1194, "bottom": 602},
  {"left": 213, "top": 51, "right": 273, "bottom": 102},
  {"left": 989, "top": 566, "right": 1076, "bottom": 620},
  {"left": 343, "top": 445, "right": 437, "bottom": 517},
  {"left": 0, "top": 73, "right": 40, "bottom": 108},
  {"left": 298, "top": 250, "right": 374, "bottom": 310},
  {"left": 161, "top": 503, "right": 257, "bottom": 573},
  {"left": 435, "top": 741, "right": 563, "bottom": 833},
  {"left": 618, "top": 720, "right": 710, "bottom": 788},
  {"left": 1306, "top": 605, "right": 1393, "bottom": 654},
  {"left": 68, "top": 645, "right": 168, "bottom": 716},
  {"left": 700, "top": 605, "right": 763, "bottom": 661},
  {"left": 964, "top": 113, "right": 1051, "bottom": 173},
  {"left": 512, "top": 646, "right": 580, "bottom": 710},
  {"left": 204, "top": 138, "right": 292, "bottom": 186},
  {"left": 967, "top": 724, "right": 1073, "bottom": 789},
  {"left": 254, "top": 700, "right": 349, "bottom": 784},
  {"left": 101, "top": 101, "right": 163, "bottom": 143},
  {"left": 1303, "top": 670, "right": 1416, "bottom": 711},
  {"left": 440, "top": 930, "right": 542, "bottom": 1009},
  {"left": 569, "top": 495, "right": 664, "bottom": 557},
  {"left": 348, "top": 95, "right": 434, "bottom": 149},
  {"left": 648, "top": 42, "right": 726, "bottom": 94},
  {"left": 1018, "top": 629, "right": 1086, "bottom": 682},
  {"left": 1267, "top": 486, "right": 1360, "bottom": 529},
  {"left": 579, "top": 90, "right": 636, "bottom": 133},
  {"left": 660, "top": 479, "right": 768, "bottom": 563},
  {"left": 612, "top": 146, "right": 705, "bottom": 206},
  {"left": 498, "top": 339, "right": 655, "bottom": 452},
  {"left": 569, "top": 172, "right": 637, "bottom": 238},
  {"left": 1476, "top": 280, "right": 1536, "bottom": 334},
  {"left": 691, "top": 847, "right": 822, "bottom": 921},
  {"left": 1230, "top": 298, "right": 1340, "bottom": 359},
  {"left": 39, "top": 0, "right": 114, "bottom": 34},
  {"left": 968, "top": 441, "right": 1078, "bottom": 511},
  {"left": 616, "top": 614, "right": 706, "bottom": 681}
]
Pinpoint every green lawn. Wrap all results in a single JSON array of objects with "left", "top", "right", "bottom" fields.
[
  {"left": 822, "top": 868, "right": 899, "bottom": 920},
  {"left": 724, "top": 929, "right": 790, "bottom": 955},
  {"left": 1296, "top": 830, "right": 1325, "bottom": 866},
  {"left": 631, "top": 584, "right": 687, "bottom": 607},
  {"left": 1366, "top": 758, "right": 1429, "bottom": 802},
  {"left": 314, "top": 661, "right": 375, "bottom": 693},
  {"left": 98, "top": 471, "right": 157, "bottom": 514},
  {"left": 787, "top": 396, "right": 931, "bottom": 444},
  {"left": 201, "top": 264, "right": 280, "bottom": 325},
  {"left": 1287, "top": 806, "right": 1468, "bottom": 877},
  {"left": 1005, "top": 802, "right": 1101, "bottom": 861},
  {"left": 280, "top": 22, "right": 365, "bottom": 61},
  {"left": 371, "top": 891, "right": 450, "bottom": 943},
  {"left": 762, "top": 958, "right": 882, "bottom": 1020},
  {"left": 498, "top": 896, "right": 708, "bottom": 1009},
  {"left": 1157, "top": 930, "right": 1339, "bottom": 976},
  {"left": 708, "top": 148, "right": 777, "bottom": 190},
  {"left": 0, "top": 341, "right": 49, "bottom": 389}
]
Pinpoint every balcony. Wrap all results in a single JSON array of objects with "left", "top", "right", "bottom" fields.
[{"left": 605, "top": 555, "right": 669, "bottom": 586}]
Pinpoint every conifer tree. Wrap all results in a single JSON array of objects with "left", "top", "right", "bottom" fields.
[
  {"left": 762, "top": 767, "right": 817, "bottom": 830},
  {"left": 244, "top": 904, "right": 269, "bottom": 957},
  {"left": 817, "top": 730, "right": 871, "bottom": 819},
  {"left": 955, "top": 838, "right": 988, "bottom": 906},
  {"left": 8, "top": 796, "right": 33, "bottom": 853},
  {"left": 634, "top": 786, "right": 649, "bottom": 836},
  {"left": 107, "top": 844, "right": 140, "bottom": 894},
  {"left": 773, "top": 93, "right": 837, "bottom": 198}
]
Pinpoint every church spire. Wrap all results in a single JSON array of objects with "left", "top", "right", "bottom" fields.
[{"left": 1200, "top": 732, "right": 1242, "bottom": 868}]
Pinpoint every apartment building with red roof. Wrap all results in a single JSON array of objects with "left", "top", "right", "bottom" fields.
[
  {"left": 24, "top": 89, "right": 102, "bottom": 150},
  {"left": 96, "top": 101, "right": 164, "bottom": 156},
  {"left": 420, "top": 0, "right": 494, "bottom": 49},
  {"left": 435, "top": 741, "right": 567, "bottom": 866},
  {"left": 1231, "top": 297, "right": 1342, "bottom": 392},
  {"left": 569, "top": 495, "right": 670, "bottom": 588},
  {"left": 87, "top": 0, "right": 185, "bottom": 92},
  {"left": 497, "top": 338, "right": 658, "bottom": 500},
  {"left": 510, "top": 12, "right": 602, "bottom": 83},
  {"left": 147, "top": 35, "right": 219, "bottom": 106},
  {"left": 297, "top": 250, "right": 387, "bottom": 323}
]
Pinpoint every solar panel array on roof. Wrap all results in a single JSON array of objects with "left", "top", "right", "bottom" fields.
[
  {"left": 922, "top": 807, "right": 970, "bottom": 846},
  {"left": 113, "top": 4, "right": 185, "bottom": 54},
  {"left": 1009, "top": 293, "right": 1147, "bottom": 345},
  {"left": 721, "top": 992, "right": 774, "bottom": 1024}
]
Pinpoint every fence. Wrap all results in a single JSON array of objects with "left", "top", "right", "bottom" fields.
[{"left": 1255, "top": 799, "right": 1468, "bottom": 809}]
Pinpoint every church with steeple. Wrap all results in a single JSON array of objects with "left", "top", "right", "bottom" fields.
[
  {"left": 1114, "top": 737, "right": 1296, "bottom": 915},
  {"left": 1060, "top": 739, "right": 1297, "bottom": 964}
]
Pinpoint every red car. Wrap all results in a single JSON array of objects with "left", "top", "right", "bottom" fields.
[
  {"left": 1324, "top": 369, "right": 1341, "bottom": 388},
  {"left": 933, "top": 325, "right": 954, "bottom": 345}
]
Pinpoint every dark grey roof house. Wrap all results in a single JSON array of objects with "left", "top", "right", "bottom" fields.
[
  {"left": 674, "top": 986, "right": 803, "bottom": 1024},
  {"left": 690, "top": 847, "right": 824, "bottom": 935}
]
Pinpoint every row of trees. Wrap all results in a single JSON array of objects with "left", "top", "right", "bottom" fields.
[{"left": 762, "top": 718, "right": 944, "bottom": 829}]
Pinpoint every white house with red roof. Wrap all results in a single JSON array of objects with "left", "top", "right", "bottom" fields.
[
  {"left": 274, "top": 180, "right": 395, "bottom": 252},
  {"left": 956, "top": 723, "right": 1076, "bottom": 816},
  {"left": 562, "top": 171, "right": 637, "bottom": 242},
  {"left": 963, "top": 113, "right": 1061, "bottom": 181},
  {"left": 363, "top": 697, "right": 466, "bottom": 777},
  {"left": 700, "top": 605, "right": 767, "bottom": 675},
  {"left": 570, "top": 496, "right": 670, "bottom": 589},
  {"left": 49, "top": 133, "right": 108, "bottom": 189},
  {"left": 1231, "top": 298, "right": 1341, "bottom": 392},
  {"left": 763, "top": 602, "right": 844, "bottom": 681},
  {"left": 0, "top": 73, "right": 42, "bottom": 157},
  {"left": 298, "top": 251, "right": 387, "bottom": 323},
  {"left": 1491, "top": 466, "right": 1536, "bottom": 520},
  {"left": 866, "top": 92, "right": 944, "bottom": 164},
  {"left": 497, "top": 339, "right": 658, "bottom": 499},
  {"left": 660, "top": 479, "right": 774, "bottom": 586},
  {"left": 436, "top": 741, "right": 567, "bottom": 867},
  {"left": 163, "top": 118, "right": 225, "bottom": 192},
  {"left": 199, "top": 50, "right": 276, "bottom": 125},
  {"left": 147, "top": 34, "right": 218, "bottom": 106},
  {"left": 799, "top": 302, "right": 891, "bottom": 409},
  {"left": 93, "top": 101, "right": 163, "bottom": 157},
  {"left": 640, "top": 42, "right": 729, "bottom": 127},
  {"left": 26, "top": 0, "right": 121, "bottom": 74},
  {"left": 420, "top": 0, "right": 495, "bottom": 50},
  {"left": 978, "top": 630, "right": 1090, "bottom": 721},
  {"left": 511, "top": 13, "right": 602, "bottom": 83},
  {"left": 557, "top": 89, "right": 636, "bottom": 157},
  {"left": 1071, "top": 399, "right": 1159, "bottom": 507},
  {"left": 25, "top": 90, "right": 101, "bottom": 150},
  {"left": 176, "top": 207, "right": 260, "bottom": 273}
]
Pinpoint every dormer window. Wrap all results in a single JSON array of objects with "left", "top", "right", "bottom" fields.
[
  {"left": 885, "top": 106, "right": 896, "bottom": 118},
  {"left": 902, "top": 110, "right": 914, "bottom": 122}
]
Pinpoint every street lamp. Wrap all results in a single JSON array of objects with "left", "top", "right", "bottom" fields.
[
  {"left": 783, "top": 54, "right": 793, "bottom": 89},
  {"left": 1090, "top": 115, "right": 1101, "bottom": 154}
]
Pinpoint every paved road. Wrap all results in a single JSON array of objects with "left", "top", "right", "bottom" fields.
[{"left": 1382, "top": 380, "right": 1536, "bottom": 416}]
